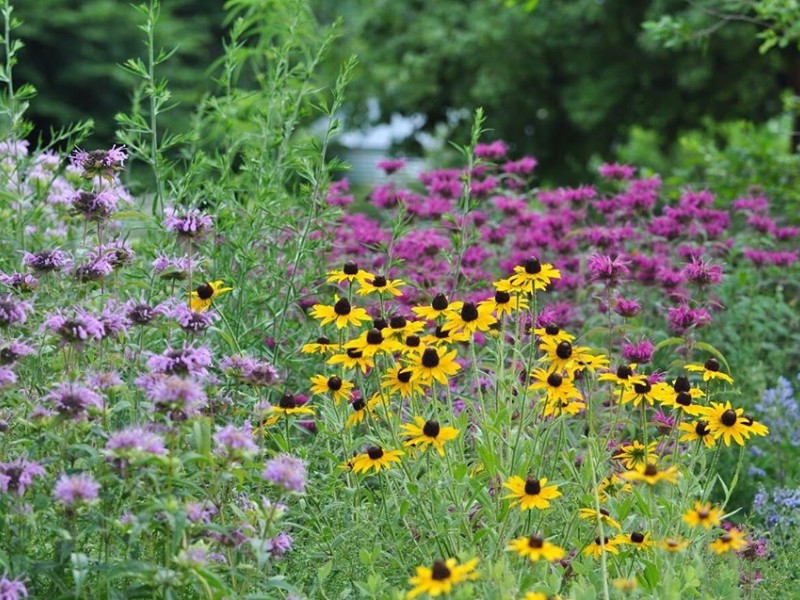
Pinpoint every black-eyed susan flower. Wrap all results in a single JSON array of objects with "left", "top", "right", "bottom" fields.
[
  {"left": 507, "top": 257, "right": 562, "bottom": 292},
  {"left": 686, "top": 357, "right": 734, "bottom": 384},
  {"left": 740, "top": 414, "right": 769, "bottom": 438},
  {"left": 266, "top": 392, "right": 315, "bottom": 423},
  {"left": 529, "top": 369, "right": 583, "bottom": 405},
  {"left": 326, "top": 260, "right": 374, "bottom": 286},
  {"left": 400, "top": 334, "right": 424, "bottom": 354},
  {"left": 443, "top": 301, "right": 497, "bottom": 336},
  {"left": 678, "top": 420, "right": 715, "bottom": 448},
  {"left": 479, "top": 289, "right": 528, "bottom": 318},
  {"left": 386, "top": 315, "right": 425, "bottom": 339},
  {"left": 701, "top": 402, "right": 750, "bottom": 446},
  {"left": 309, "top": 374, "right": 354, "bottom": 404},
  {"left": 310, "top": 296, "right": 370, "bottom": 329},
  {"left": 613, "top": 578, "right": 638, "bottom": 592},
  {"left": 660, "top": 388, "right": 706, "bottom": 417},
  {"left": 327, "top": 348, "right": 374, "bottom": 374},
  {"left": 400, "top": 417, "right": 459, "bottom": 456},
  {"left": 421, "top": 324, "right": 470, "bottom": 346},
  {"left": 502, "top": 476, "right": 561, "bottom": 510},
  {"left": 542, "top": 396, "right": 585, "bottom": 418},
  {"left": 659, "top": 537, "right": 689, "bottom": 552},
  {"left": 351, "top": 446, "right": 404, "bottom": 474},
  {"left": 301, "top": 335, "right": 341, "bottom": 355},
  {"left": 583, "top": 536, "right": 621, "bottom": 558},
  {"left": 622, "top": 462, "right": 679, "bottom": 486},
  {"left": 523, "top": 593, "right": 563, "bottom": 600},
  {"left": 189, "top": 280, "right": 233, "bottom": 312},
  {"left": 578, "top": 507, "right": 622, "bottom": 530},
  {"left": 406, "top": 558, "right": 479, "bottom": 599},
  {"left": 709, "top": 528, "right": 748, "bottom": 554},
  {"left": 682, "top": 502, "right": 723, "bottom": 529},
  {"left": 539, "top": 339, "right": 600, "bottom": 374},
  {"left": 345, "top": 394, "right": 381, "bottom": 429},
  {"left": 619, "top": 379, "right": 672, "bottom": 407},
  {"left": 382, "top": 365, "right": 423, "bottom": 398},
  {"left": 345, "top": 328, "right": 402, "bottom": 358},
  {"left": 614, "top": 440, "right": 658, "bottom": 470},
  {"left": 598, "top": 474, "right": 632, "bottom": 501},
  {"left": 613, "top": 531, "right": 654, "bottom": 550},
  {"left": 412, "top": 292, "right": 463, "bottom": 322},
  {"left": 574, "top": 352, "right": 610, "bottom": 374},
  {"left": 598, "top": 364, "right": 648, "bottom": 388},
  {"left": 533, "top": 323, "right": 575, "bottom": 345},
  {"left": 357, "top": 273, "right": 405, "bottom": 297},
  {"left": 507, "top": 534, "right": 565, "bottom": 562},
  {"left": 410, "top": 347, "right": 461, "bottom": 385}
]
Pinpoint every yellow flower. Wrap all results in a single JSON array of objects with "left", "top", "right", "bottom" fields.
[
  {"left": 533, "top": 323, "right": 575, "bottom": 345},
  {"left": 507, "top": 534, "right": 565, "bottom": 562},
  {"left": 327, "top": 349, "right": 375, "bottom": 374},
  {"left": 410, "top": 347, "right": 461, "bottom": 385},
  {"left": 741, "top": 414, "right": 769, "bottom": 438},
  {"left": 678, "top": 420, "right": 715, "bottom": 448},
  {"left": 529, "top": 368, "right": 583, "bottom": 405},
  {"left": 502, "top": 476, "right": 561, "bottom": 510},
  {"left": 682, "top": 502, "right": 723, "bottom": 529},
  {"left": 357, "top": 273, "right": 405, "bottom": 296},
  {"left": 351, "top": 446, "right": 404, "bottom": 474},
  {"left": 613, "top": 578, "right": 638, "bottom": 592},
  {"left": 619, "top": 380, "right": 672, "bottom": 407},
  {"left": 189, "top": 280, "right": 233, "bottom": 312},
  {"left": 412, "top": 293, "right": 463, "bottom": 322},
  {"left": 541, "top": 397, "right": 585, "bottom": 418},
  {"left": 309, "top": 374, "right": 354, "bottom": 404},
  {"left": 659, "top": 386, "right": 706, "bottom": 416},
  {"left": 709, "top": 528, "right": 749, "bottom": 554},
  {"left": 406, "top": 558, "right": 479, "bottom": 599},
  {"left": 382, "top": 364, "right": 424, "bottom": 398},
  {"left": 598, "top": 474, "right": 632, "bottom": 501},
  {"left": 326, "top": 261, "right": 374, "bottom": 286},
  {"left": 443, "top": 301, "right": 497, "bottom": 336},
  {"left": 614, "top": 440, "right": 658, "bottom": 470},
  {"left": 310, "top": 296, "right": 370, "bottom": 329},
  {"left": 507, "top": 257, "right": 561, "bottom": 292},
  {"left": 420, "top": 325, "right": 470, "bottom": 346},
  {"left": 659, "top": 537, "right": 689, "bottom": 552},
  {"left": 400, "top": 416, "right": 459, "bottom": 456},
  {"left": 345, "top": 394, "right": 381, "bottom": 429},
  {"left": 598, "top": 364, "right": 648, "bottom": 388},
  {"left": 613, "top": 531, "right": 654, "bottom": 550},
  {"left": 385, "top": 315, "right": 425, "bottom": 339},
  {"left": 701, "top": 402, "right": 750, "bottom": 446},
  {"left": 344, "top": 327, "right": 402, "bottom": 358},
  {"left": 539, "top": 338, "right": 602, "bottom": 375},
  {"left": 621, "top": 462, "right": 679, "bottom": 486},
  {"left": 583, "top": 536, "right": 621, "bottom": 558},
  {"left": 267, "top": 393, "right": 315, "bottom": 422},
  {"left": 301, "top": 335, "right": 341, "bottom": 355},
  {"left": 686, "top": 358, "right": 734, "bottom": 384},
  {"left": 578, "top": 507, "right": 622, "bottom": 530},
  {"left": 479, "top": 289, "right": 529, "bottom": 317}
]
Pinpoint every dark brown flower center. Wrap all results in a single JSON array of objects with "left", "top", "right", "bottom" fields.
[
  {"left": 390, "top": 315, "right": 407, "bottom": 329},
  {"left": 373, "top": 317, "right": 388, "bottom": 330},
  {"left": 524, "top": 478, "right": 541, "bottom": 495},
  {"left": 346, "top": 348, "right": 363, "bottom": 359},
  {"left": 698, "top": 509, "right": 710, "bottom": 520},
  {"left": 673, "top": 376, "right": 691, "bottom": 393},
  {"left": 423, "top": 420, "right": 440, "bottom": 437},
  {"left": 196, "top": 283, "right": 214, "bottom": 300},
  {"left": 343, "top": 261, "right": 358, "bottom": 275},
  {"left": 631, "top": 531, "right": 645, "bottom": 544},
  {"left": 366, "top": 328, "right": 383, "bottom": 345},
  {"left": 599, "top": 508, "right": 610, "bottom": 517},
  {"left": 431, "top": 293, "right": 448, "bottom": 311},
  {"left": 695, "top": 421, "right": 710, "bottom": 436},
  {"left": 334, "top": 298, "right": 352, "bottom": 316},
  {"left": 279, "top": 393, "right": 296, "bottom": 409},
  {"left": 431, "top": 560, "right": 451, "bottom": 580},
  {"left": 720, "top": 533, "right": 732, "bottom": 544},
  {"left": 676, "top": 392, "right": 692, "bottom": 406},
  {"left": 547, "top": 373, "right": 563, "bottom": 387},
  {"left": 644, "top": 464, "right": 658, "bottom": 477},
  {"left": 525, "top": 257, "right": 542, "bottom": 274},
  {"left": 327, "top": 376, "right": 342, "bottom": 391},
  {"left": 494, "top": 290, "right": 511, "bottom": 303},
  {"left": 405, "top": 335, "right": 421, "bottom": 348},
  {"left": 721, "top": 410, "right": 737, "bottom": 427},
  {"left": 460, "top": 302, "right": 478, "bottom": 322},
  {"left": 634, "top": 381, "right": 652, "bottom": 394},
  {"left": 422, "top": 348, "right": 440, "bottom": 368},
  {"left": 367, "top": 446, "right": 383, "bottom": 460},
  {"left": 545, "top": 323, "right": 560, "bottom": 335},
  {"left": 556, "top": 341, "right": 572, "bottom": 359},
  {"left": 616, "top": 365, "right": 633, "bottom": 379},
  {"left": 316, "top": 336, "right": 330, "bottom": 345},
  {"left": 528, "top": 535, "right": 544, "bottom": 549},
  {"left": 352, "top": 398, "right": 365, "bottom": 411},
  {"left": 371, "top": 275, "right": 387, "bottom": 287},
  {"left": 704, "top": 358, "right": 720, "bottom": 372},
  {"left": 434, "top": 326, "right": 450, "bottom": 339},
  {"left": 595, "top": 536, "right": 610, "bottom": 546},
  {"left": 397, "top": 369, "right": 413, "bottom": 383},
  {"left": 0, "top": 348, "right": 14, "bottom": 365}
]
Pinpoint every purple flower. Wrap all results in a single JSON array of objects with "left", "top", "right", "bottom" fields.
[
  {"left": 667, "top": 304, "right": 712, "bottom": 333},
  {"left": 70, "top": 145, "right": 127, "bottom": 178},
  {"left": 125, "top": 298, "right": 166, "bottom": 326},
  {"left": 147, "top": 344, "right": 212, "bottom": 377},
  {"left": 22, "top": 248, "right": 70, "bottom": 273},
  {"left": 186, "top": 501, "right": 218, "bottom": 524},
  {"left": 681, "top": 258, "right": 723, "bottom": 287},
  {"left": 0, "top": 272, "right": 39, "bottom": 292},
  {"left": 73, "top": 254, "right": 114, "bottom": 283},
  {"left": 44, "top": 309, "right": 105, "bottom": 346},
  {"left": 473, "top": 140, "right": 508, "bottom": 159},
  {"left": 105, "top": 427, "right": 167, "bottom": 457},
  {"left": 586, "top": 254, "right": 630, "bottom": 286},
  {"left": 0, "top": 368, "right": 17, "bottom": 388},
  {"left": 93, "top": 240, "right": 135, "bottom": 270},
  {"left": 0, "top": 458, "right": 45, "bottom": 496},
  {"left": 214, "top": 422, "right": 259, "bottom": 458},
  {"left": 99, "top": 301, "right": 131, "bottom": 338},
  {"left": 262, "top": 454, "right": 306, "bottom": 493},
  {"left": 0, "top": 340, "right": 34, "bottom": 366},
  {"left": 170, "top": 304, "right": 218, "bottom": 333},
  {"left": 45, "top": 382, "right": 104, "bottom": 420},
  {"left": 502, "top": 156, "right": 537, "bottom": 175},
  {"left": 152, "top": 254, "right": 195, "bottom": 280},
  {"left": 142, "top": 375, "right": 208, "bottom": 421},
  {"left": 0, "top": 295, "right": 31, "bottom": 327},
  {"left": 221, "top": 355, "right": 279, "bottom": 386},
  {"left": 612, "top": 296, "right": 641, "bottom": 318},
  {"left": 598, "top": 162, "right": 635, "bottom": 180},
  {"left": 266, "top": 532, "right": 293, "bottom": 557},
  {"left": 0, "top": 575, "right": 28, "bottom": 599},
  {"left": 71, "top": 189, "right": 118, "bottom": 221},
  {"left": 621, "top": 339, "right": 654, "bottom": 364},
  {"left": 87, "top": 371, "right": 123, "bottom": 390},
  {"left": 377, "top": 158, "right": 406, "bottom": 174},
  {"left": 53, "top": 473, "right": 100, "bottom": 507},
  {"left": 325, "top": 179, "right": 354, "bottom": 206},
  {"left": 163, "top": 207, "right": 213, "bottom": 241}
]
